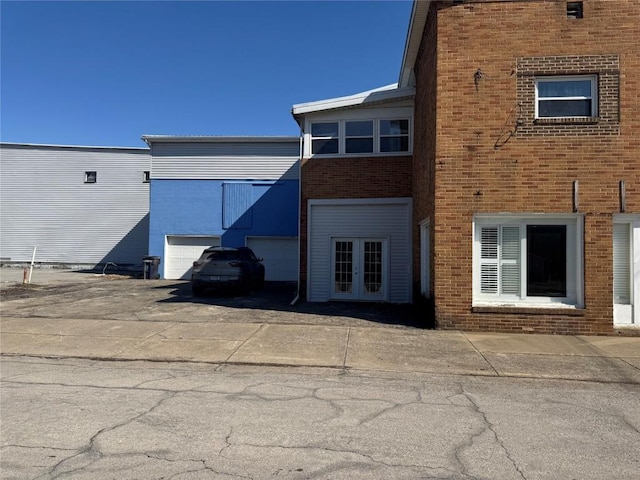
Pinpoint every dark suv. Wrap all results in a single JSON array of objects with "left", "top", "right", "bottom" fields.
[{"left": 191, "top": 246, "right": 265, "bottom": 296}]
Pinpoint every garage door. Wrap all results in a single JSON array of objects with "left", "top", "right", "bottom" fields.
[
  {"left": 246, "top": 237, "right": 298, "bottom": 282},
  {"left": 165, "top": 236, "right": 220, "bottom": 280}
]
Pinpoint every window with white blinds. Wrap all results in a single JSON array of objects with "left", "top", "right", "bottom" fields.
[
  {"left": 479, "top": 226, "right": 521, "bottom": 295},
  {"left": 474, "top": 216, "right": 581, "bottom": 306},
  {"left": 613, "top": 222, "right": 631, "bottom": 304}
]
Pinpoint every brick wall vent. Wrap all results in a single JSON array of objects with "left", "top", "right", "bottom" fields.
[{"left": 567, "top": 2, "right": 584, "bottom": 19}]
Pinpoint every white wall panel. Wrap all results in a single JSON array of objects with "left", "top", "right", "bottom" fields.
[
  {"left": 0, "top": 144, "right": 150, "bottom": 265},
  {"left": 307, "top": 199, "right": 412, "bottom": 303},
  {"left": 150, "top": 141, "right": 299, "bottom": 180},
  {"left": 246, "top": 237, "right": 298, "bottom": 282}
]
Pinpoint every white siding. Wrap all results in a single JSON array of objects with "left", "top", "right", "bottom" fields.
[
  {"left": 308, "top": 199, "right": 412, "bottom": 303},
  {"left": 150, "top": 142, "right": 299, "bottom": 180},
  {"left": 0, "top": 144, "right": 150, "bottom": 265},
  {"left": 246, "top": 237, "right": 298, "bottom": 282}
]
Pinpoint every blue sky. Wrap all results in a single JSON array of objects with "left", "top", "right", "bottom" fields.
[{"left": 1, "top": 1, "right": 413, "bottom": 148}]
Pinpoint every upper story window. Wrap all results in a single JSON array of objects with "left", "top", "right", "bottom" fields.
[
  {"left": 309, "top": 118, "right": 411, "bottom": 157},
  {"left": 516, "top": 55, "right": 618, "bottom": 136},
  {"left": 535, "top": 75, "right": 597, "bottom": 119},
  {"left": 311, "top": 122, "right": 339, "bottom": 155},
  {"left": 345, "top": 120, "right": 374, "bottom": 154},
  {"left": 380, "top": 119, "right": 409, "bottom": 152}
]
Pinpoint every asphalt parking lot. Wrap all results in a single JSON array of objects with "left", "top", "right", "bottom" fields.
[{"left": 0, "top": 268, "right": 423, "bottom": 329}]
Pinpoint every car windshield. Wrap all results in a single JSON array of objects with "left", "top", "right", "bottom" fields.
[{"left": 204, "top": 251, "right": 239, "bottom": 261}]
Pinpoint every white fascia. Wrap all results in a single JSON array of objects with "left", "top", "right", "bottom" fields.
[
  {"left": 141, "top": 135, "right": 299, "bottom": 146},
  {"left": 291, "top": 84, "right": 415, "bottom": 122},
  {"left": 398, "top": 0, "right": 431, "bottom": 88}
]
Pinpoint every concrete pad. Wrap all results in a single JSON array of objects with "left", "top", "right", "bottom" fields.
[
  {"left": 160, "top": 322, "right": 261, "bottom": 341},
  {"left": 0, "top": 317, "right": 98, "bottom": 336},
  {"left": 67, "top": 319, "right": 173, "bottom": 338},
  {"left": 230, "top": 324, "right": 348, "bottom": 367},
  {"left": 0, "top": 333, "right": 142, "bottom": 359},
  {"left": 119, "top": 337, "right": 242, "bottom": 362},
  {"left": 465, "top": 332, "right": 599, "bottom": 356},
  {"left": 484, "top": 352, "right": 640, "bottom": 383},
  {"left": 623, "top": 357, "right": 640, "bottom": 369},
  {"left": 346, "top": 329, "right": 493, "bottom": 375},
  {"left": 577, "top": 336, "right": 640, "bottom": 358},
  {"left": 0, "top": 317, "right": 171, "bottom": 339}
]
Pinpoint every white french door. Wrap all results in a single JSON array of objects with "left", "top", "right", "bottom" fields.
[
  {"left": 331, "top": 238, "right": 388, "bottom": 301},
  {"left": 613, "top": 219, "right": 640, "bottom": 326}
]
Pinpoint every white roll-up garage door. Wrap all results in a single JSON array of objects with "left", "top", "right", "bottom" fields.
[
  {"left": 246, "top": 236, "right": 298, "bottom": 282},
  {"left": 164, "top": 236, "right": 220, "bottom": 280}
]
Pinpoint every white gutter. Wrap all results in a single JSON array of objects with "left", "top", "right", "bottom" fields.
[{"left": 290, "top": 130, "right": 304, "bottom": 306}]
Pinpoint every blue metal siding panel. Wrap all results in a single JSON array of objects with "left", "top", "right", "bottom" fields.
[
  {"left": 223, "top": 183, "right": 253, "bottom": 229},
  {"left": 148, "top": 179, "right": 299, "bottom": 263}
]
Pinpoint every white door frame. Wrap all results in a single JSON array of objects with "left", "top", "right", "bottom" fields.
[{"left": 330, "top": 237, "right": 389, "bottom": 301}]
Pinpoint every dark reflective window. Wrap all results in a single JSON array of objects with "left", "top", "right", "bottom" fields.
[
  {"left": 539, "top": 100, "right": 592, "bottom": 117},
  {"left": 312, "top": 138, "right": 339, "bottom": 155},
  {"left": 527, "top": 225, "right": 567, "bottom": 297}
]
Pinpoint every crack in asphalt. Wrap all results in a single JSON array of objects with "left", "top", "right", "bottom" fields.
[
  {"left": 34, "top": 390, "right": 179, "bottom": 480},
  {"left": 4, "top": 357, "right": 639, "bottom": 480},
  {"left": 458, "top": 388, "right": 527, "bottom": 480}
]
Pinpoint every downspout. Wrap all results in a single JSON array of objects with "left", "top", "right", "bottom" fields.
[{"left": 290, "top": 128, "right": 304, "bottom": 306}]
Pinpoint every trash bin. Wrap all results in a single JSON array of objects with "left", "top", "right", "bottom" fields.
[{"left": 142, "top": 256, "right": 161, "bottom": 279}]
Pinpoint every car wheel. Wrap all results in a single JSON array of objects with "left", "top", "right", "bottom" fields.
[
  {"left": 255, "top": 272, "right": 265, "bottom": 290},
  {"left": 240, "top": 275, "right": 252, "bottom": 294}
]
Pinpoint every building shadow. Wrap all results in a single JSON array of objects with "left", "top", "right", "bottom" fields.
[{"left": 154, "top": 281, "right": 428, "bottom": 328}]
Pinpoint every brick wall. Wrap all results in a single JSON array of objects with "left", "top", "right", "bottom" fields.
[{"left": 415, "top": 0, "right": 640, "bottom": 334}]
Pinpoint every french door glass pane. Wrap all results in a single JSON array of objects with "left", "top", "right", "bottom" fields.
[
  {"left": 527, "top": 225, "right": 567, "bottom": 297},
  {"left": 363, "top": 241, "right": 383, "bottom": 294},
  {"left": 334, "top": 241, "right": 353, "bottom": 293}
]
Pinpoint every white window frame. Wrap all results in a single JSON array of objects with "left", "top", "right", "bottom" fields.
[
  {"left": 310, "top": 122, "right": 339, "bottom": 155},
  {"left": 379, "top": 118, "right": 410, "bottom": 153},
  {"left": 535, "top": 75, "right": 598, "bottom": 119},
  {"left": 308, "top": 117, "right": 412, "bottom": 157},
  {"left": 345, "top": 120, "right": 374, "bottom": 154},
  {"left": 473, "top": 215, "right": 584, "bottom": 308}
]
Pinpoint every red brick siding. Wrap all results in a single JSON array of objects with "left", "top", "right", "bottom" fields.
[{"left": 414, "top": 0, "right": 640, "bottom": 334}]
